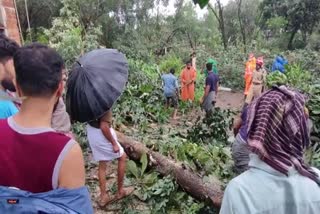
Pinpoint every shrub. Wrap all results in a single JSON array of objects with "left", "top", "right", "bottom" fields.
[{"left": 159, "top": 55, "right": 184, "bottom": 74}]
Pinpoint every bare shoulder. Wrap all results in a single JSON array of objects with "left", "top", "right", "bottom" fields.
[{"left": 58, "top": 141, "right": 85, "bottom": 189}]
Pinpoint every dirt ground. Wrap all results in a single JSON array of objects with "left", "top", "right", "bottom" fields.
[
  {"left": 215, "top": 90, "right": 244, "bottom": 110},
  {"left": 169, "top": 90, "right": 244, "bottom": 126}
]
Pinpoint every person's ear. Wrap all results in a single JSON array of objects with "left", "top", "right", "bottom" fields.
[
  {"left": 56, "top": 81, "right": 64, "bottom": 97},
  {"left": 0, "top": 63, "right": 4, "bottom": 79}
]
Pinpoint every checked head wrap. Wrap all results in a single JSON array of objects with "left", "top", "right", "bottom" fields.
[{"left": 247, "top": 86, "right": 319, "bottom": 184}]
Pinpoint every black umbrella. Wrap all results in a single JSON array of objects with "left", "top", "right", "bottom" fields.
[{"left": 66, "top": 49, "right": 128, "bottom": 123}]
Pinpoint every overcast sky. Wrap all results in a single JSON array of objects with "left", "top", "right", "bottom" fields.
[{"left": 158, "top": 0, "right": 231, "bottom": 18}]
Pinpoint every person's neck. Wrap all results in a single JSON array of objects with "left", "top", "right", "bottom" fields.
[{"left": 13, "top": 97, "right": 55, "bottom": 128}]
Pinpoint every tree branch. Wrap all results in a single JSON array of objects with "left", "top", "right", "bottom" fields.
[
  {"left": 237, "top": 0, "right": 246, "bottom": 52},
  {"left": 207, "top": 3, "right": 221, "bottom": 23},
  {"left": 187, "top": 31, "right": 194, "bottom": 49}
]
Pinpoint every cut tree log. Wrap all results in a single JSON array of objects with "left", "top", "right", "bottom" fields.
[{"left": 116, "top": 131, "right": 224, "bottom": 208}]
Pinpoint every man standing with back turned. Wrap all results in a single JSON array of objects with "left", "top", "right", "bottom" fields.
[
  {"left": 162, "top": 68, "right": 179, "bottom": 119},
  {"left": 0, "top": 44, "right": 91, "bottom": 211},
  {"left": 202, "top": 63, "right": 219, "bottom": 115}
]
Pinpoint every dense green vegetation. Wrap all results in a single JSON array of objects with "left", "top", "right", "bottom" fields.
[{"left": 17, "top": 0, "right": 320, "bottom": 213}]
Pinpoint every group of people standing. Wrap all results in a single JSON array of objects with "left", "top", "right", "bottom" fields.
[
  {"left": 162, "top": 51, "right": 281, "bottom": 120},
  {"left": 0, "top": 35, "right": 133, "bottom": 212},
  {"left": 0, "top": 36, "right": 92, "bottom": 212},
  {"left": 221, "top": 85, "right": 320, "bottom": 214},
  {"left": 1, "top": 31, "right": 320, "bottom": 214},
  {"left": 160, "top": 52, "right": 320, "bottom": 214},
  {"left": 161, "top": 56, "right": 220, "bottom": 119},
  {"left": 233, "top": 53, "right": 289, "bottom": 175},
  {"left": 222, "top": 53, "right": 320, "bottom": 213}
]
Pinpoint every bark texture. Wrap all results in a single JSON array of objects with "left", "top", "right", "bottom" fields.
[{"left": 116, "top": 131, "right": 224, "bottom": 208}]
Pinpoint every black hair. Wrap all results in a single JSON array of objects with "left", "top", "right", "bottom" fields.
[
  {"left": 206, "top": 63, "right": 213, "bottom": 71},
  {"left": 186, "top": 59, "right": 192, "bottom": 65},
  {"left": 88, "top": 119, "right": 100, "bottom": 128},
  {"left": 0, "top": 34, "right": 19, "bottom": 61},
  {"left": 14, "top": 43, "right": 64, "bottom": 97},
  {"left": 1, "top": 78, "right": 16, "bottom": 92},
  {"left": 169, "top": 68, "right": 175, "bottom": 74}
]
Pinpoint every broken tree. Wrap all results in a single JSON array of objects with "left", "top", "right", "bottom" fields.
[{"left": 116, "top": 131, "right": 224, "bottom": 208}]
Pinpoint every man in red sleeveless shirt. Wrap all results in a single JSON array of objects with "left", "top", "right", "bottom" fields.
[{"left": 0, "top": 43, "right": 86, "bottom": 193}]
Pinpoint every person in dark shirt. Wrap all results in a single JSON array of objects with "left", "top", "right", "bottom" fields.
[
  {"left": 201, "top": 63, "right": 219, "bottom": 114},
  {"left": 232, "top": 104, "right": 250, "bottom": 174}
]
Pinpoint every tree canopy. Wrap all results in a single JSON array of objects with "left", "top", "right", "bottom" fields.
[{"left": 17, "top": 0, "right": 320, "bottom": 56}]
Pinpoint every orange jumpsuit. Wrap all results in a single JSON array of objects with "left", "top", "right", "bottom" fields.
[
  {"left": 244, "top": 57, "right": 256, "bottom": 95},
  {"left": 180, "top": 67, "right": 197, "bottom": 101}
]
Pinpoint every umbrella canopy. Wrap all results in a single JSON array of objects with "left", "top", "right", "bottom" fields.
[{"left": 66, "top": 49, "right": 128, "bottom": 123}]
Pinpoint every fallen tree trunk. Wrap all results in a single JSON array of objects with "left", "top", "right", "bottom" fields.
[{"left": 116, "top": 131, "right": 224, "bottom": 208}]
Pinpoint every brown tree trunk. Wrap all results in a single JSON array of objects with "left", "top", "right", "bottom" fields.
[
  {"left": 288, "top": 29, "right": 297, "bottom": 50},
  {"left": 116, "top": 131, "right": 224, "bottom": 208},
  {"left": 217, "top": 0, "right": 227, "bottom": 50},
  {"left": 208, "top": 1, "right": 227, "bottom": 50},
  {"left": 237, "top": 0, "right": 246, "bottom": 53}
]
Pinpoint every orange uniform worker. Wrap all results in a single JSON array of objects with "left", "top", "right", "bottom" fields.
[
  {"left": 244, "top": 53, "right": 256, "bottom": 96},
  {"left": 180, "top": 60, "right": 196, "bottom": 102},
  {"left": 245, "top": 57, "right": 267, "bottom": 104}
]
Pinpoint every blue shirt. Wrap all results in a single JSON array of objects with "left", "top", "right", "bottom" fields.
[
  {"left": 220, "top": 154, "right": 320, "bottom": 214},
  {"left": 162, "top": 73, "right": 178, "bottom": 97},
  {"left": 205, "top": 71, "right": 219, "bottom": 92},
  {"left": 0, "top": 100, "right": 18, "bottom": 119},
  {"left": 0, "top": 186, "right": 93, "bottom": 214}
]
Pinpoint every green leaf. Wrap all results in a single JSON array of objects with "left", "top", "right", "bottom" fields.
[
  {"left": 153, "top": 188, "right": 162, "bottom": 195},
  {"left": 143, "top": 192, "right": 149, "bottom": 201},
  {"left": 127, "top": 160, "right": 139, "bottom": 178},
  {"left": 143, "top": 172, "right": 158, "bottom": 185},
  {"left": 311, "top": 110, "right": 320, "bottom": 115},
  {"left": 193, "top": 0, "right": 210, "bottom": 9},
  {"left": 140, "top": 153, "right": 148, "bottom": 176}
]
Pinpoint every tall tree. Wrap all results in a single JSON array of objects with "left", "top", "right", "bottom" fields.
[
  {"left": 45, "top": 0, "right": 102, "bottom": 65},
  {"left": 208, "top": 0, "right": 227, "bottom": 49},
  {"left": 16, "top": 0, "right": 62, "bottom": 40},
  {"left": 261, "top": 0, "right": 320, "bottom": 49},
  {"left": 237, "top": 0, "right": 246, "bottom": 51}
]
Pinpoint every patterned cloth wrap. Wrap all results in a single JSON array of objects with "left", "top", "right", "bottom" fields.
[{"left": 247, "top": 86, "right": 320, "bottom": 184}]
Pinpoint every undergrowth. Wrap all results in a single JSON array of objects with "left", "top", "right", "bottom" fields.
[{"left": 71, "top": 58, "right": 320, "bottom": 214}]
